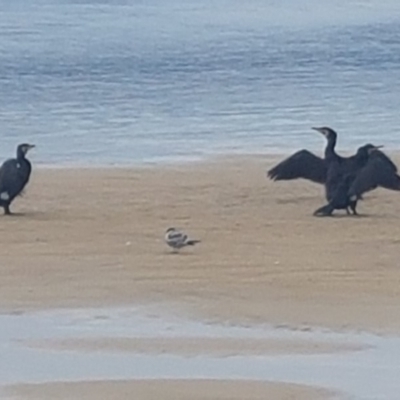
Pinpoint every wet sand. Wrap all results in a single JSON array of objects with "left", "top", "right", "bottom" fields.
[
  {"left": 2, "top": 154, "right": 400, "bottom": 399},
  {"left": 25, "top": 336, "right": 363, "bottom": 356},
  {"left": 5, "top": 379, "right": 331, "bottom": 400}
]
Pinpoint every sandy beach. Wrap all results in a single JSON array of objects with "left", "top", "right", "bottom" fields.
[
  {"left": 2, "top": 154, "right": 400, "bottom": 399},
  {"left": 5, "top": 379, "right": 331, "bottom": 400},
  {"left": 25, "top": 335, "right": 363, "bottom": 356}
]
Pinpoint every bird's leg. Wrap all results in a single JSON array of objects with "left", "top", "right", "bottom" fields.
[
  {"left": 3, "top": 205, "right": 11, "bottom": 215},
  {"left": 349, "top": 200, "right": 358, "bottom": 216}
]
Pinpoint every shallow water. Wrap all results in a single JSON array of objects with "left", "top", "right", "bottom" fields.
[
  {"left": 1, "top": 306, "right": 400, "bottom": 399},
  {"left": 0, "top": 1, "right": 400, "bottom": 165}
]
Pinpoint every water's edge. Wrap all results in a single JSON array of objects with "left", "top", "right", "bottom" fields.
[{"left": 0, "top": 306, "right": 399, "bottom": 399}]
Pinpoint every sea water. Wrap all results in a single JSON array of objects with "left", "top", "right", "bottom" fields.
[{"left": 0, "top": 0, "right": 399, "bottom": 165}]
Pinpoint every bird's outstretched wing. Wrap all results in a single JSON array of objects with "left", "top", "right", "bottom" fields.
[
  {"left": 372, "top": 149, "right": 398, "bottom": 173},
  {"left": 267, "top": 150, "right": 326, "bottom": 184},
  {"left": 349, "top": 152, "right": 400, "bottom": 197}
]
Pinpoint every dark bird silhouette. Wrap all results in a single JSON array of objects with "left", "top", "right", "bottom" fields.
[
  {"left": 267, "top": 127, "right": 367, "bottom": 184},
  {"left": 267, "top": 127, "right": 400, "bottom": 215},
  {"left": 267, "top": 149, "right": 327, "bottom": 184},
  {"left": 267, "top": 127, "right": 358, "bottom": 212},
  {"left": 311, "top": 130, "right": 400, "bottom": 212},
  {"left": 313, "top": 144, "right": 376, "bottom": 216},
  {"left": 0, "top": 143, "right": 35, "bottom": 215},
  {"left": 267, "top": 131, "right": 330, "bottom": 184},
  {"left": 314, "top": 144, "right": 400, "bottom": 216}
]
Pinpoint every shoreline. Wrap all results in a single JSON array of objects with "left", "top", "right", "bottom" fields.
[
  {"left": 33, "top": 151, "right": 273, "bottom": 170},
  {"left": 33, "top": 146, "right": 400, "bottom": 170}
]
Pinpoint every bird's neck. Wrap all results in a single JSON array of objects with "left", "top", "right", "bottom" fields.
[
  {"left": 357, "top": 151, "right": 369, "bottom": 165},
  {"left": 324, "top": 135, "right": 337, "bottom": 159},
  {"left": 16, "top": 149, "right": 26, "bottom": 161}
]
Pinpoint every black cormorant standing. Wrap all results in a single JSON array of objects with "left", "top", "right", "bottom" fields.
[
  {"left": 267, "top": 127, "right": 359, "bottom": 213},
  {"left": 267, "top": 127, "right": 400, "bottom": 215},
  {"left": 314, "top": 144, "right": 377, "bottom": 216},
  {"left": 314, "top": 144, "right": 400, "bottom": 216},
  {"left": 0, "top": 143, "right": 35, "bottom": 215}
]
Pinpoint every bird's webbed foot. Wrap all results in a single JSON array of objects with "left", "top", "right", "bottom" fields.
[{"left": 313, "top": 204, "right": 334, "bottom": 217}]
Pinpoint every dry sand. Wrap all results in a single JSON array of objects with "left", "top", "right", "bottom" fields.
[
  {"left": 2, "top": 154, "right": 400, "bottom": 399},
  {"left": 1, "top": 155, "right": 400, "bottom": 332}
]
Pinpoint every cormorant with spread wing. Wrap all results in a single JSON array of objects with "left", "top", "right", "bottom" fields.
[
  {"left": 267, "top": 127, "right": 360, "bottom": 212},
  {"left": 267, "top": 127, "right": 369, "bottom": 183},
  {"left": 267, "top": 127, "right": 400, "bottom": 215},
  {"left": 0, "top": 143, "right": 35, "bottom": 215},
  {"left": 314, "top": 144, "right": 400, "bottom": 216},
  {"left": 267, "top": 127, "right": 338, "bottom": 184}
]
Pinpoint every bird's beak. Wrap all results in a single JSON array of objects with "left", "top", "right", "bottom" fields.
[
  {"left": 369, "top": 145, "right": 383, "bottom": 154},
  {"left": 27, "top": 144, "right": 36, "bottom": 150},
  {"left": 311, "top": 127, "right": 325, "bottom": 136}
]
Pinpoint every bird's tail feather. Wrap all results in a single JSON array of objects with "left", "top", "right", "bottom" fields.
[
  {"left": 186, "top": 240, "right": 201, "bottom": 246},
  {"left": 382, "top": 175, "right": 400, "bottom": 191}
]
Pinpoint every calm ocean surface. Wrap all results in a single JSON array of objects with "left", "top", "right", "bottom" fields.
[{"left": 0, "top": 0, "right": 400, "bottom": 166}]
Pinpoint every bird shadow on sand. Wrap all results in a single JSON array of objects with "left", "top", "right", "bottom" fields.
[
  {"left": 313, "top": 213, "right": 376, "bottom": 219},
  {"left": 163, "top": 250, "right": 197, "bottom": 256},
  {"left": 0, "top": 210, "right": 46, "bottom": 219},
  {"left": 1, "top": 212, "right": 27, "bottom": 217}
]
